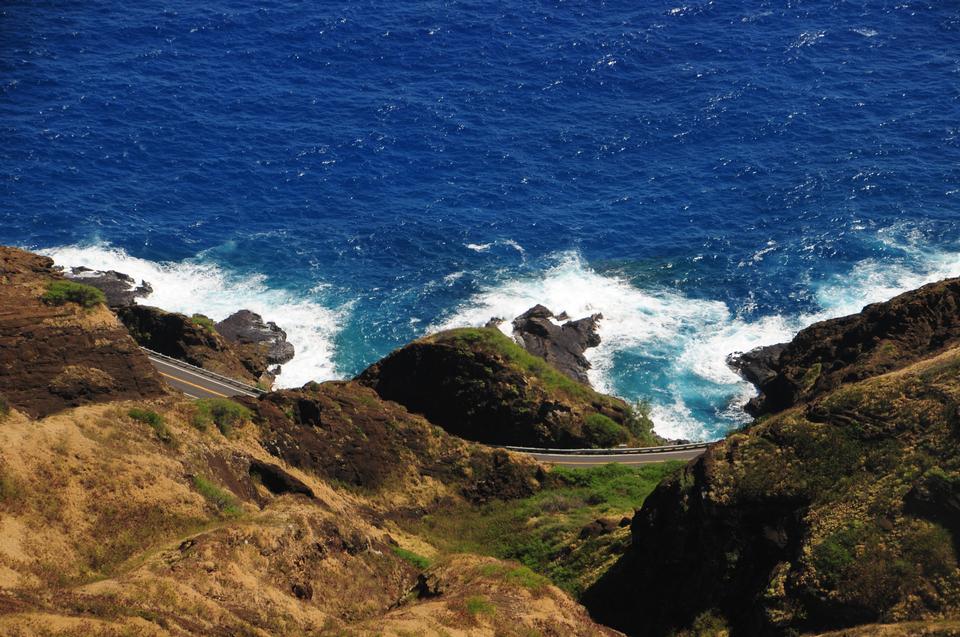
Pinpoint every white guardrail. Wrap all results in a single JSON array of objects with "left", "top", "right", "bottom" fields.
[
  {"left": 142, "top": 347, "right": 712, "bottom": 456},
  {"left": 502, "top": 442, "right": 712, "bottom": 455},
  {"left": 140, "top": 347, "right": 266, "bottom": 396}
]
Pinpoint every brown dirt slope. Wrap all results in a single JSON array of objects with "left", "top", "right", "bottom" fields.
[{"left": 0, "top": 246, "right": 164, "bottom": 418}]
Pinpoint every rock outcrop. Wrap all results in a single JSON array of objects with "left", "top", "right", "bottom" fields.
[
  {"left": 241, "top": 380, "right": 543, "bottom": 504},
  {"left": 216, "top": 308, "right": 295, "bottom": 372},
  {"left": 586, "top": 311, "right": 960, "bottom": 635},
  {"left": 116, "top": 304, "right": 268, "bottom": 386},
  {"left": 510, "top": 304, "right": 602, "bottom": 385},
  {"left": 0, "top": 247, "right": 165, "bottom": 418},
  {"left": 358, "top": 327, "right": 660, "bottom": 448},
  {"left": 731, "top": 278, "right": 960, "bottom": 416},
  {"left": 64, "top": 266, "right": 153, "bottom": 307}
]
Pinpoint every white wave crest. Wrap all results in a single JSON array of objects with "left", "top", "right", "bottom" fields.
[
  {"left": 432, "top": 239, "right": 960, "bottom": 441},
  {"left": 38, "top": 243, "right": 347, "bottom": 388}
]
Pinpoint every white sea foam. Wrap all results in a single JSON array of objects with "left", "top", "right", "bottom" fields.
[
  {"left": 433, "top": 238, "right": 960, "bottom": 441},
  {"left": 38, "top": 243, "right": 347, "bottom": 388}
]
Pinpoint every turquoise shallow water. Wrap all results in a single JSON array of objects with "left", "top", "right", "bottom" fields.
[{"left": 3, "top": 1, "right": 959, "bottom": 439}]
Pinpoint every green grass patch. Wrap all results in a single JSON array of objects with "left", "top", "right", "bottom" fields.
[
  {"left": 128, "top": 408, "right": 174, "bottom": 445},
  {"left": 191, "top": 475, "right": 242, "bottom": 517},
  {"left": 431, "top": 328, "right": 615, "bottom": 406},
  {"left": 404, "top": 461, "right": 683, "bottom": 596},
  {"left": 190, "top": 314, "right": 217, "bottom": 334},
  {"left": 583, "top": 413, "right": 629, "bottom": 448},
  {"left": 464, "top": 595, "right": 496, "bottom": 617},
  {"left": 191, "top": 398, "right": 251, "bottom": 436},
  {"left": 392, "top": 546, "right": 431, "bottom": 570},
  {"left": 42, "top": 280, "right": 106, "bottom": 309}
]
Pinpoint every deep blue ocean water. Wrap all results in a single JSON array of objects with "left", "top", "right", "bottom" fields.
[{"left": 3, "top": 1, "right": 959, "bottom": 440}]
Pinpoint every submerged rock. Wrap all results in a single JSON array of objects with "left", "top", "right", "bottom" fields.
[
  {"left": 65, "top": 266, "right": 153, "bottom": 307},
  {"left": 509, "top": 304, "right": 603, "bottom": 385}
]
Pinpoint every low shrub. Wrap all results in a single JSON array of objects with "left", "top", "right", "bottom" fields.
[
  {"left": 464, "top": 595, "right": 496, "bottom": 617},
  {"left": 583, "top": 413, "right": 629, "bottom": 448},
  {"left": 392, "top": 546, "right": 431, "bottom": 570},
  {"left": 128, "top": 408, "right": 174, "bottom": 445},
  {"left": 41, "top": 280, "right": 106, "bottom": 309},
  {"left": 190, "top": 314, "right": 217, "bottom": 334},
  {"left": 191, "top": 475, "right": 241, "bottom": 516},
  {"left": 192, "top": 398, "right": 251, "bottom": 436}
]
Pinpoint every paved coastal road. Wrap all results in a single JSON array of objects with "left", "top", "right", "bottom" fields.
[{"left": 144, "top": 348, "right": 709, "bottom": 466}]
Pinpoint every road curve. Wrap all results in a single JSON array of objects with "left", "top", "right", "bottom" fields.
[{"left": 144, "top": 348, "right": 709, "bottom": 467}]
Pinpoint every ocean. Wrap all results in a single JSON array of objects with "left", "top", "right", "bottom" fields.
[{"left": 2, "top": 1, "right": 959, "bottom": 440}]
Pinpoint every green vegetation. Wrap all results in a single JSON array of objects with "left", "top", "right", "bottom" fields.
[
  {"left": 583, "top": 413, "right": 628, "bottom": 448},
  {"left": 128, "top": 408, "right": 174, "bottom": 445},
  {"left": 191, "top": 475, "right": 241, "bottom": 516},
  {"left": 405, "top": 461, "right": 682, "bottom": 595},
  {"left": 434, "top": 328, "right": 607, "bottom": 404},
  {"left": 392, "top": 546, "right": 431, "bottom": 570},
  {"left": 41, "top": 280, "right": 106, "bottom": 309},
  {"left": 430, "top": 327, "right": 659, "bottom": 445},
  {"left": 191, "top": 398, "right": 251, "bottom": 436},
  {"left": 190, "top": 314, "right": 217, "bottom": 334},
  {"left": 479, "top": 562, "right": 550, "bottom": 592},
  {"left": 464, "top": 595, "right": 496, "bottom": 617}
]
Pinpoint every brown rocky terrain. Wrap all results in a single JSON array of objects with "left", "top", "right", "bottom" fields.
[
  {"left": 116, "top": 304, "right": 275, "bottom": 387},
  {"left": 0, "top": 246, "right": 617, "bottom": 636},
  {"left": 506, "top": 304, "right": 603, "bottom": 385},
  {"left": 358, "top": 326, "right": 661, "bottom": 449},
  {"left": 0, "top": 247, "right": 165, "bottom": 418},
  {"left": 731, "top": 277, "right": 960, "bottom": 416},
  {"left": 585, "top": 287, "right": 960, "bottom": 636}
]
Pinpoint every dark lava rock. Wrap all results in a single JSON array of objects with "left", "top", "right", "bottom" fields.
[
  {"left": 241, "top": 381, "right": 542, "bottom": 504},
  {"left": 357, "top": 328, "right": 644, "bottom": 449},
  {"left": 216, "top": 309, "right": 295, "bottom": 365},
  {"left": 65, "top": 267, "right": 153, "bottom": 307},
  {"left": 731, "top": 277, "right": 960, "bottom": 416},
  {"left": 116, "top": 304, "right": 259, "bottom": 384},
  {"left": 0, "top": 247, "right": 165, "bottom": 418},
  {"left": 510, "top": 304, "right": 602, "bottom": 385},
  {"left": 248, "top": 459, "right": 314, "bottom": 499}
]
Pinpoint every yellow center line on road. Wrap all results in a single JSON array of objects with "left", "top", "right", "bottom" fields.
[{"left": 158, "top": 371, "right": 229, "bottom": 398}]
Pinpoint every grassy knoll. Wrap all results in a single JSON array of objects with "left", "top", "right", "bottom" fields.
[{"left": 404, "top": 460, "right": 683, "bottom": 596}]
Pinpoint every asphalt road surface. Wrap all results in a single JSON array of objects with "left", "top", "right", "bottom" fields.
[{"left": 145, "top": 348, "right": 709, "bottom": 467}]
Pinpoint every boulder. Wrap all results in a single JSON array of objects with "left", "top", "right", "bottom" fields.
[
  {"left": 216, "top": 309, "right": 295, "bottom": 365},
  {"left": 510, "top": 305, "right": 602, "bottom": 385}
]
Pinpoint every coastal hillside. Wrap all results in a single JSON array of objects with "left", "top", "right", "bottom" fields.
[
  {"left": 585, "top": 280, "right": 960, "bottom": 636},
  {"left": 0, "top": 246, "right": 621, "bottom": 636},
  {"left": 358, "top": 326, "right": 662, "bottom": 449}
]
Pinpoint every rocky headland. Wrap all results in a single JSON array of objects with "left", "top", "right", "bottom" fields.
[
  {"left": 585, "top": 278, "right": 960, "bottom": 636},
  {"left": 3, "top": 244, "right": 960, "bottom": 636}
]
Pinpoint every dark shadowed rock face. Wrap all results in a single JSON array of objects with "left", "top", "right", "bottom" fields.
[
  {"left": 216, "top": 309, "right": 295, "bottom": 365},
  {"left": 357, "top": 327, "right": 658, "bottom": 449},
  {"left": 240, "top": 381, "right": 542, "bottom": 504},
  {"left": 116, "top": 304, "right": 263, "bottom": 385},
  {"left": 586, "top": 316, "right": 960, "bottom": 636},
  {"left": 0, "top": 247, "right": 165, "bottom": 418},
  {"left": 510, "top": 304, "right": 602, "bottom": 385},
  {"left": 65, "top": 267, "right": 153, "bottom": 307},
  {"left": 731, "top": 278, "right": 960, "bottom": 416}
]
